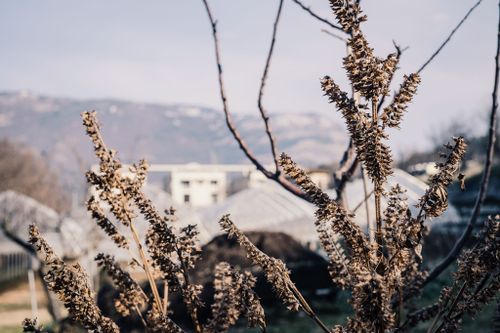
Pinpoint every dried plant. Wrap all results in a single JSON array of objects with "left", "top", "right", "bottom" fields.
[
  {"left": 22, "top": 318, "right": 46, "bottom": 333},
  {"left": 95, "top": 253, "right": 147, "bottom": 318},
  {"left": 23, "top": 0, "right": 499, "bottom": 332},
  {"left": 204, "top": 0, "right": 497, "bottom": 332},
  {"left": 425, "top": 215, "right": 499, "bottom": 332},
  {"left": 26, "top": 111, "right": 266, "bottom": 333},
  {"left": 204, "top": 262, "right": 266, "bottom": 332},
  {"left": 28, "top": 224, "right": 119, "bottom": 333}
]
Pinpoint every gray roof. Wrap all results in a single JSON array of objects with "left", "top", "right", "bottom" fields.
[
  {"left": 0, "top": 168, "right": 462, "bottom": 257},
  {"left": 199, "top": 181, "right": 317, "bottom": 244},
  {"left": 201, "top": 169, "right": 461, "bottom": 244},
  {"left": 0, "top": 190, "right": 85, "bottom": 257}
]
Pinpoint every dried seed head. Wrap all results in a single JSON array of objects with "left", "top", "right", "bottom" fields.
[
  {"left": 145, "top": 216, "right": 180, "bottom": 282},
  {"left": 320, "top": 76, "right": 370, "bottom": 161},
  {"left": 219, "top": 215, "right": 301, "bottom": 312},
  {"left": 29, "top": 225, "right": 119, "bottom": 333},
  {"left": 87, "top": 196, "right": 128, "bottom": 248},
  {"left": 362, "top": 126, "right": 393, "bottom": 184},
  {"left": 344, "top": 34, "right": 395, "bottom": 99},
  {"left": 95, "top": 253, "right": 147, "bottom": 317},
  {"left": 435, "top": 215, "right": 500, "bottom": 331},
  {"left": 22, "top": 318, "right": 45, "bottom": 333},
  {"left": 279, "top": 153, "right": 370, "bottom": 266},
  {"left": 279, "top": 152, "right": 333, "bottom": 208},
  {"left": 381, "top": 73, "right": 421, "bottom": 128},
  {"left": 145, "top": 306, "right": 183, "bottom": 333},
  {"left": 205, "top": 262, "right": 266, "bottom": 332},
  {"left": 400, "top": 304, "right": 440, "bottom": 331},
  {"left": 329, "top": 0, "right": 366, "bottom": 33},
  {"left": 418, "top": 137, "right": 467, "bottom": 218}
]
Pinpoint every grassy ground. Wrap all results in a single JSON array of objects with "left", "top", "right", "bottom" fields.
[
  {"left": 0, "top": 277, "right": 54, "bottom": 331},
  {"left": 0, "top": 266, "right": 496, "bottom": 332},
  {"left": 251, "top": 266, "right": 496, "bottom": 333}
]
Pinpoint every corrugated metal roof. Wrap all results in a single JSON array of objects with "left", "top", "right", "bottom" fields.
[
  {"left": 0, "top": 190, "right": 85, "bottom": 257},
  {"left": 199, "top": 181, "right": 317, "bottom": 244},
  {"left": 201, "top": 169, "right": 461, "bottom": 244}
]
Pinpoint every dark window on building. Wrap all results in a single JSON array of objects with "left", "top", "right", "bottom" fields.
[
  {"left": 212, "top": 193, "right": 218, "bottom": 203},
  {"left": 210, "top": 180, "right": 218, "bottom": 185},
  {"left": 184, "top": 194, "right": 190, "bottom": 203},
  {"left": 181, "top": 180, "right": 190, "bottom": 187}
]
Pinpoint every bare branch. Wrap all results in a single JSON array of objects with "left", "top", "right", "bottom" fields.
[
  {"left": 291, "top": 0, "right": 344, "bottom": 32},
  {"left": 352, "top": 188, "right": 374, "bottom": 214},
  {"left": 321, "top": 28, "right": 348, "bottom": 43},
  {"left": 0, "top": 222, "right": 35, "bottom": 255},
  {"left": 334, "top": 140, "right": 358, "bottom": 204},
  {"left": 423, "top": 0, "right": 499, "bottom": 286},
  {"left": 417, "top": 0, "right": 483, "bottom": 74},
  {"left": 258, "top": 0, "right": 285, "bottom": 174},
  {"left": 201, "top": 0, "right": 309, "bottom": 201},
  {"left": 0, "top": 223, "right": 63, "bottom": 322},
  {"left": 360, "top": 165, "right": 373, "bottom": 241}
]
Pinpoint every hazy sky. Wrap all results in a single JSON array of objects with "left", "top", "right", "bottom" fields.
[{"left": 0, "top": 0, "right": 496, "bottom": 154}]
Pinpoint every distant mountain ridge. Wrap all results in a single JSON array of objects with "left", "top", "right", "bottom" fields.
[{"left": 0, "top": 91, "right": 347, "bottom": 187}]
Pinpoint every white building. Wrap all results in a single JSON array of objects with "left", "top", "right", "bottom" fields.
[
  {"left": 90, "top": 163, "right": 329, "bottom": 208},
  {"left": 307, "top": 169, "right": 332, "bottom": 190},
  {"left": 92, "top": 163, "right": 268, "bottom": 208},
  {"left": 170, "top": 166, "right": 226, "bottom": 207}
]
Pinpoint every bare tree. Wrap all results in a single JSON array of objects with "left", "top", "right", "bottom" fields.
[{"left": 0, "top": 139, "right": 69, "bottom": 213}]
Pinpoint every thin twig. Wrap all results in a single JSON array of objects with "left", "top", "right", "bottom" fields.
[
  {"left": 258, "top": 0, "right": 285, "bottom": 174},
  {"left": 423, "top": 0, "right": 499, "bottom": 286},
  {"left": 371, "top": 98, "right": 383, "bottom": 251},
  {"left": 418, "top": 0, "right": 483, "bottom": 74},
  {"left": 334, "top": 140, "right": 358, "bottom": 205},
  {"left": 200, "top": 0, "right": 271, "bottom": 178},
  {"left": 360, "top": 165, "right": 373, "bottom": 240},
  {"left": 289, "top": 284, "right": 331, "bottom": 333},
  {"left": 163, "top": 281, "right": 168, "bottom": 315},
  {"left": 321, "top": 28, "right": 348, "bottom": 43},
  {"left": 430, "top": 282, "right": 467, "bottom": 333},
  {"left": 129, "top": 223, "right": 164, "bottom": 313},
  {"left": 378, "top": 41, "right": 406, "bottom": 110},
  {"left": 201, "top": 0, "right": 310, "bottom": 202},
  {"left": 352, "top": 188, "right": 374, "bottom": 214},
  {"left": 291, "top": 0, "right": 343, "bottom": 31},
  {"left": 134, "top": 304, "right": 150, "bottom": 332}
]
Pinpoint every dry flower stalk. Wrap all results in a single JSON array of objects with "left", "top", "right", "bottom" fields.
[
  {"left": 28, "top": 225, "right": 119, "bottom": 333},
  {"left": 274, "top": 1, "right": 483, "bottom": 332},
  {"left": 204, "top": 262, "right": 266, "bottom": 332},
  {"left": 25, "top": 111, "right": 266, "bottom": 333},
  {"left": 219, "top": 215, "right": 331, "bottom": 332},
  {"left": 23, "top": 0, "right": 498, "bottom": 332},
  {"left": 427, "top": 215, "right": 499, "bottom": 332},
  {"left": 95, "top": 253, "right": 147, "bottom": 317}
]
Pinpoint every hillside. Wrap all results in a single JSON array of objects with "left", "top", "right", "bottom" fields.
[{"left": 0, "top": 91, "right": 347, "bottom": 189}]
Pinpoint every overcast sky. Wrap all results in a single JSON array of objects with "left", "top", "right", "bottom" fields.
[{"left": 0, "top": 0, "right": 496, "bottom": 154}]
